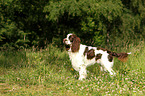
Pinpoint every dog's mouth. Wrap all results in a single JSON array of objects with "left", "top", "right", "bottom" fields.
[{"left": 65, "top": 44, "right": 70, "bottom": 51}]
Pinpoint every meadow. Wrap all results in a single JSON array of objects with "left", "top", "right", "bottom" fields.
[{"left": 0, "top": 43, "right": 145, "bottom": 96}]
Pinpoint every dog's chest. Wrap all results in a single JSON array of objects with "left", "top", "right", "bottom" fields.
[{"left": 68, "top": 52, "right": 84, "bottom": 71}]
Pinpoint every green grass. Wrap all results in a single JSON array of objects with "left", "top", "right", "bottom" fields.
[{"left": 0, "top": 44, "right": 145, "bottom": 96}]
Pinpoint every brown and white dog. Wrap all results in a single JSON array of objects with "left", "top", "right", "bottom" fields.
[{"left": 63, "top": 33, "right": 131, "bottom": 80}]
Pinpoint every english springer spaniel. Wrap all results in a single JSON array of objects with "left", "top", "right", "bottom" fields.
[{"left": 63, "top": 33, "right": 131, "bottom": 80}]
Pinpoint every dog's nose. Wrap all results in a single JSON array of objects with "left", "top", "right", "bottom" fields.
[{"left": 63, "top": 39, "right": 66, "bottom": 43}]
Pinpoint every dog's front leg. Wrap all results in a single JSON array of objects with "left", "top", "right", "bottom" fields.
[{"left": 78, "top": 65, "right": 87, "bottom": 80}]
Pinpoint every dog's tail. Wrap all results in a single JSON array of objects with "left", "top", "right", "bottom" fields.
[{"left": 110, "top": 52, "right": 131, "bottom": 62}]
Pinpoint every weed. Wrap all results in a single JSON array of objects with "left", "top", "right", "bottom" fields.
[{"left": 0, "top": 44, "right": 144, "bottom": 95}]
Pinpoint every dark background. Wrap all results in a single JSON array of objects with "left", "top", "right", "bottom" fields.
[{"left": 0, "top": 0, "right": 144, "bottom": 50}]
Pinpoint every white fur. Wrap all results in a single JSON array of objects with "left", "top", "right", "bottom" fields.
[
  {"left": 68, "top": 44, "right": 115, "bottom": 80},
  {"left": 64, "top": 34, "right": 116, "bottom": 80}
]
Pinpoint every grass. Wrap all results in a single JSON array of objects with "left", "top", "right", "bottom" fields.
[{"left": 0, "top": 43, "right": 145, "bottom": 96}]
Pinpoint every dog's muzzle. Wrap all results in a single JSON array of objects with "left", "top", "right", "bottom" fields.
[
  {"left": 63, "top": 38, "right": 71, "bottom": 51},
  {"left": 63, "top": 38, "right": 66, "bottom": 44}
]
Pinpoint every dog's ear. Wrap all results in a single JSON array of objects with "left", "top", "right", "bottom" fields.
[{"left": 71, "top": 35, "right": 81, "bottom": 52}]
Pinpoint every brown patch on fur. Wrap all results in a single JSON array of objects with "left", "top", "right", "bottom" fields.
[
  {"left": 110, "top": 52, "right": 128, "bottom": 62},
  {"left": 83, "top": 47, "right": 88, "bottom": 56},
  {"left": 97, "top": 47, "right": 107, "bottom": 51},
  {"left": 87, "top": 49, "right": 95, "bottom": 59},
  {"left": 108, "top": 55, "right": 113, "bottom": 62},
  {"left": 117, "top": 53, "right": 128, "bottom": 62},
  {"left": 97, "top": 47, "right": 111, "bottom": 54},
  {"left": 97, "top": 47, "right": 129, "bottom": 62},
  {"left": 70, "top": 35, "right": 81, "bottom": 52},
  {"left": 96, "top": 53, "right": 102, "bottom": 60}
]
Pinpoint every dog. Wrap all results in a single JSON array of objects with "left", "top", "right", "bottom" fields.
[{"left": 63, "top": 33, "right": 131, "bottom": 80}]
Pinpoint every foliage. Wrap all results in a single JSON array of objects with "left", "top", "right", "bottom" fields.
[
  {"left": 0, "top": 0, "right": 53, "bottom": 49},
  {"left": 0, "top": 0, "right": 145, "bottom": 49},
  {"left": 0, "top": 0, "right": 30, "bottom": 49},
  {"left": 44, "top": 0, "right": 145, "bottom": 47}
]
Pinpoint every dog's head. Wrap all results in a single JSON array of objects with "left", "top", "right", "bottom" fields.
[{"left": 63, "top": 33, "right": 81, "bottom": 52}]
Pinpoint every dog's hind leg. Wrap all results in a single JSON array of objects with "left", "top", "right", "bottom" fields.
[{"left": 101, "top": 61, "right": 116, "bottom": 76}]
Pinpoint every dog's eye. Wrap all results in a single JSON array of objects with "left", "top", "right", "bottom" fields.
[
  {"left": 69, "top": 36, "right": 74, "bottom": 42},
  {"left": 70, "top": 38, "right": 73, "bottom": 42}
]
